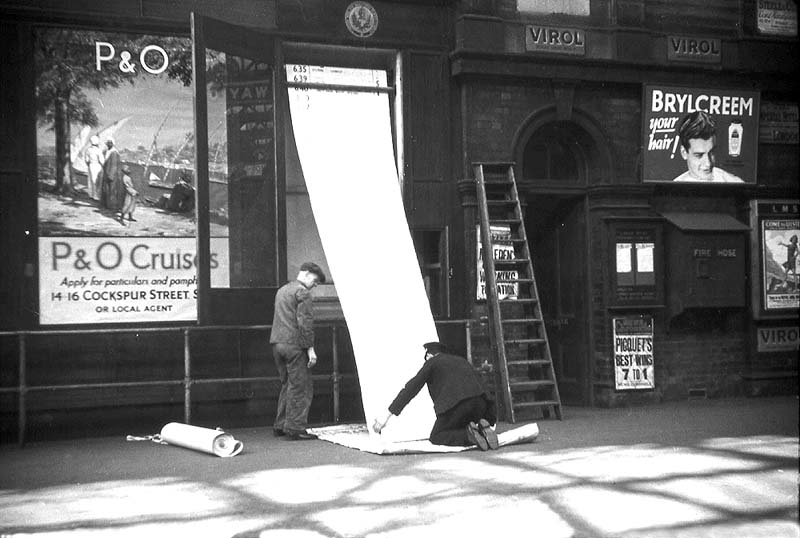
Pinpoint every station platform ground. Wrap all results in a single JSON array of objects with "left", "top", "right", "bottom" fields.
[{"left": 1, "top": 395, "right": 798, "bottom": 538}]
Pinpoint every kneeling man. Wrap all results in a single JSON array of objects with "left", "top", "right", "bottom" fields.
[{"left": 373, "top": 342, "right": 499, "bottom": 450}]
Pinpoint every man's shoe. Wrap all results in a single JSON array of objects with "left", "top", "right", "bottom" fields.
[
  {"left": 478, "top": 418, "right": 499, "bottom": 450},
  {"left": 273, "top": 428, "right": 286, "bottom": 437},
  {"left": 466, "top": 422, "right": 489, "bottom": 451},
  {"left": 285, "top": 429, "right": 318, "bottom": 441}
]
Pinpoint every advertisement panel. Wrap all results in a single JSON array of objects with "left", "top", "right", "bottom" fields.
[
  {"left": 642, "top": 85, "right": 759, "bottom": 183},
  {"left": 35, "top": 29, "right": 229, "bottom": 324},
  {"left": 613, "top": 316, "right": 654, "bottom": 391},
  {"left": 761, "top": 218, "right": 800, "bottom": 311},
  {"left": 38, "top": 237, "right": 229, "bottom": 325},
  {"left": 759, "top": 102, "right": 799, "bottom": 145},
  {"left": 476, "top": 225, "right": 519, "bottom": 301},
  {"left": 757, "top": 0, "right": 798, "bottom": 36}
]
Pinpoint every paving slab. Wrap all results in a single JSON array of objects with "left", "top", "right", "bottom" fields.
[{"left": 1, "top": 396, "right": 797, "bottom": 538}]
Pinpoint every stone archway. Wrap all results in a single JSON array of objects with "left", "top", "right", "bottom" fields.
[{"left": 510, "top": 107, "right": 612, "bottom": 405}]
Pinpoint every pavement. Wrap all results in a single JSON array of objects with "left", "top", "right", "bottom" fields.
[{"left": 0, "top": 396, "right": 798, "bottom": 538}]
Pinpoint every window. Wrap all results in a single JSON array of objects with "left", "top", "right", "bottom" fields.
[
  {"left": 413, "top": 229, "right": 449, "bottom": 318},
  {"left": 610, "top": 225, "right": 662, "bottom": 305},
  {"left": 517, "top": 0, "right": 590, "bottom": 17},
  {"left": 282, "top": 45, "right": 401, "bottom": 300},
  {"left": 616, "top": 241, "right": 655, "bottom": 286},
  {"left": 521, "top": 120, "right": 594, "bottom": 184}
]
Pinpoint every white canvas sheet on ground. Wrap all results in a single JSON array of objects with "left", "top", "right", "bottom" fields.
[
  {"left": 288, "top": 73, "right": 439, "bottom": 442},
  {"left": 308, "top": 423, "right": 540, "bottom": 455}
]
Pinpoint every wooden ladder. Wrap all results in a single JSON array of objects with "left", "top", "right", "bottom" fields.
[{"left": 474, "top": 162, "right": 563, "bottom": 423}]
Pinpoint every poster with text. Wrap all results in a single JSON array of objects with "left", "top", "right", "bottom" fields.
[
  {"left": 762, "top": 219, "right": 800, "bottom": 311},
  {"left": 613, "top": 316, "right": 654, "bottom": 390},
  {"left": 642, "top": 85, "right": 759, "bottom": 183},
  {"left": 38, "top": 237, "right": 229, "bottom": 325},
  {"left": 757, "top": 0, "right": 798, "bottom": 36},
  {"left": 476, "top": 225, "right": 519, "bottom": 301},
  {"left": 35, "top": 29, "right": 228, "bottom": 324}
]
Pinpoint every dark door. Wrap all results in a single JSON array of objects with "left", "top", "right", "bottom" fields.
[
  {"left": 191, "top": 14, "right": 279, "bottom": 324},
  {"left": 529, "top": 196, "right": 589, "bottom": 405}
]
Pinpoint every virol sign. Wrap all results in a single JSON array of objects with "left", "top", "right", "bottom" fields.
[
  {"left": 525, "top": 26, "right": 585, "bottom": 55},
  {"left": 667, "top": 36, "right": 722, "bottom": 64}
]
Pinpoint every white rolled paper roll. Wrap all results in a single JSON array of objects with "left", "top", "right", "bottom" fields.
[{"left": 159, "top": 422, "right": 244, "bottom": 457}]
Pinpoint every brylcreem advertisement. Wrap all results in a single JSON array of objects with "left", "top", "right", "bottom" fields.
[
  {"left": 642, "top": 85, "right": 760, "bottom": 183},
  {"left": 35, "top": 29, "right": 229, "bottom": 324}
]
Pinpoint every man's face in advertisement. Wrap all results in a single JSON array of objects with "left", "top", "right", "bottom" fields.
[{"left": 680, "top": 136, "right": 717, "bottom": 181}]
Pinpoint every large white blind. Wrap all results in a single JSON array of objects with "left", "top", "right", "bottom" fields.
[{"left": 287, "top": 65, "right": 438, "bottom": 442}]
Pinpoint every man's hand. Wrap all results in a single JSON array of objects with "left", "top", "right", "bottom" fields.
[
  {"left": 307, "top": 347, "right": 317, "bottom": 368},
  {"left": 372, "top": 410, "right": 392, "bottom": 434},
  {"left": 372, "top": 418, "right": 386, "bottom": 434}
]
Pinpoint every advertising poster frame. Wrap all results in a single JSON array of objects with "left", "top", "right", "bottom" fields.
[
  {"left": 476, "top": 224, "right": 519, "bottom": 301},
  {"left": 613, "top": 316, "right": 655, "bottom": 391},
  {"left": 642, "top": 85, "right": 760, "bottom": 184},
  {"left": 34, "top": 27, "right": 230, "bottom": 325},
  {"left": 749, "top": 199, "right": 800, "bottom": 319}
]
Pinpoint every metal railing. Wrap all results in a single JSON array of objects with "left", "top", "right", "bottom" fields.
[{"left": 0, "top": 319, "right": 474, "bottom": 446}]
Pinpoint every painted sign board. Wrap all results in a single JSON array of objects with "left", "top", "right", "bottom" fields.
[
  {"left": 667, "top": 36, "right": 721, "bottom": 64},
  {"left": 525, "top": 25, "right": 586, "bottom": 55}
]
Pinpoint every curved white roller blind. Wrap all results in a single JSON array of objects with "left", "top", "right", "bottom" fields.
[{"left": 288, "top": 65, "right": 438, "bottom": 442}]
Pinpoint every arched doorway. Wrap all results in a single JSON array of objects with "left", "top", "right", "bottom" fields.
[{"left": 514, "top": 110, "right": 609, "bottom": 405}]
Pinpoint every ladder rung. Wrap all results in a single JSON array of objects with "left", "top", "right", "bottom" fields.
[
  {"left": 507, "top": 359, "right": 551, "bottom": 366},
  {"left": 499, "top": 298, "right": 538, "bottom": 304},
  {"left": 494, "top": 258, "right": 531, "bottom": 265},
  {"left": 505, "top": 338, "right": 546, "bottom": 345},
  {"left": 514, "top": 400, "right": 561, "bottom": 409},
  {"left": 475, "top": 161, "right": 515, "bottom": 167},
  {"left": 489, "top": 238, "right": 526, "bottom": 243},
  {"left": 511, "top": 380, "right": 556, "bottom": 389},
  {"left": 487, "top": 200, "right": 517, "bottom": 206},
  {"left": 478, "top": 316, "right": 543, "bottom": 323}
]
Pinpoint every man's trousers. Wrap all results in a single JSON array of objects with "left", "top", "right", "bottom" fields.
[
  {"left": 429, "top": 394, "right": 496, "bottom": 446},
  {"left": 272, "top": 343, "right": 313, "bottom": 432}
]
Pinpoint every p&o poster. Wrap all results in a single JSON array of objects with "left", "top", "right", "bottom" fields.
[
  {"left": 613, "top": 316, "right": 655, "bottom": 391},
  {"left": 35, "top": 29, "right": 229, "bottom": 324}
]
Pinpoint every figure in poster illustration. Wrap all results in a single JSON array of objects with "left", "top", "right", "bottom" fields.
[{"left": 763, "top": 220, "right": 800, "bottom": 310}]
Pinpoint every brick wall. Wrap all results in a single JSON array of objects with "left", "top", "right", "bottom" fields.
[
  {"left": 463, "top": 76, "right": 795, "bottom": 409},
  {"left": 593, "top": 328, "right": 749, "bottom": 407},
  {"left": 467, "top": 80, "right": 552, "bottom": 162},
  {"left": 466, "top": 80, "right": 641, "bottom": 184}
]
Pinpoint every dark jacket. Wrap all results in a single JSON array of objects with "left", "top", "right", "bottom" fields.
[
  {"left": 389, "top": 352, "right": 490, "bottom": 416},
  {"left": 269, "top": 280, "right": 314, "bottom": 348}
]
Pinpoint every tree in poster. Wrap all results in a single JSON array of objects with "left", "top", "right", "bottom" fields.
[{"left": 34, "top": 29, "right": 192, "bottom": 194}]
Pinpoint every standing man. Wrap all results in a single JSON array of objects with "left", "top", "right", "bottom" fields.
[
  {"left": 672, "top": 110, "right": 743, "bottom": 183},
  {"left": 373, "top": 342, "right": 499, "bottom": 451},
  {"left": 84, "top": 135, "right": 104, "bottom": 201},
  {"left": 101, "top": 138, "right": 124, "bottom": 209},
  {"left": 270, "top": 262, "right": 327, "bottom": 440}
]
